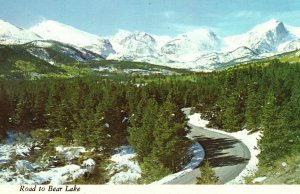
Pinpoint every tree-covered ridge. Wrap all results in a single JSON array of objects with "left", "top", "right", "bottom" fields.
[
  {"left": 0, "top": 57, "right": 299, "bottom": 183},
  {"left": 0, "top": 43, "right": 190, "bottom": 80}
]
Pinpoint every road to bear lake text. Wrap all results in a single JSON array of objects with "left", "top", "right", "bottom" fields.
[{"left": 20, "top": 185, "right": 80, "bottom": 192}]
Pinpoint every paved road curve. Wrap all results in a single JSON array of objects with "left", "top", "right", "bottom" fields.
[{"left": 168, "top": 122, "right": 251, "bottom": 184}]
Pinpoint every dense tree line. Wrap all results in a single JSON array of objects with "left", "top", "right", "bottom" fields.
[
  {"left": 206, "top": 60, "right": 300, "bottom": 168},
  {"left": 0, "top": 77, "right": 200, "bottom": 181},
  {"left": 0, "top": 59, "right": 299, "bottom": 180}
]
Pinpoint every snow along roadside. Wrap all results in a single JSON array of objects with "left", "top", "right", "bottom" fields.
[
  {"left": 150, "top": 108, "right": 205, "bottom": 184},
  {"left": 107, "top": 142, "right": 204, "bottom": 185},
  {"left": 151, "top": 142, "right": 204, "bottom": 184},
  {"left": 189, "top": 113, "right": 262, "bottom": 184}
]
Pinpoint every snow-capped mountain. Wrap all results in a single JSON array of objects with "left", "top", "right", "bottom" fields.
[
  {"left": 286, "top": 25, "right": 300, "bottom": 38},
  {"left": 224, "top": 20, "right": 291, "bottom": 54},
  {"left": 176, "top": 46, "right": 259, "bottom": 71},
  {"left": 24, "top": 40, "right": 104, "bottom": 64},
  {"left": 278, "top": 25, "right": 300, "bottom": 52},
  {"left": 160, "top": 29, "right": 222, "bottom": 62},
  {"left": 278, "top": 39, "right": 300, "bottom": 53},
  {"left": 30, "top": 20, "right": 115, "bottom": 57},
  {"left": 0, "top": 18, "right": 299, "bottom": 71},
  {"left": 0, "top": 20, "right": 40, "bottom": 45},
  {"left": 108, "top": 30, "right": 160, "bottom": 63}
]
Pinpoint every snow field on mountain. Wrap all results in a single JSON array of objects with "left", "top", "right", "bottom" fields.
[
  {"left": 1, "top": 18, "right": 300, "bottom": 70},
  {"left": 0, "top": 20, "right": 40, "bottom": 44},
  {"left": 189, "top": 113, "right": 262, "bottom": 184},
  {"left": 28, "top": 19, "right": 300, "bottom": 70}
]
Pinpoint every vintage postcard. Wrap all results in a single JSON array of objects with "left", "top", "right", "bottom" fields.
[{"left": 0, "top": 0, "right": 299, "bottom": 193}]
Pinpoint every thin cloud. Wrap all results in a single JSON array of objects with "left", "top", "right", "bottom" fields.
[
  {"left": 172, "top": 23, "right": 199, "bottom": 32},
  {"left": 163, "top": 10, "right": 176, "bottom": 19},
  {"left": 234, "top": 11, "right": 262, "bottom": 19},
  {"left": 170, "top": 23, "right": 219, "bottom": 34}
]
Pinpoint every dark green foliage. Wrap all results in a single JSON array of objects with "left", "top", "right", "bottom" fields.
[
  {"left": 0, "top": 84, "right": 12, "bottom": 139},
  {"left": 140, "top": 154, "right": 171, "bottom": 183},
  {"left": 151, "top": 99, "right": 190, "bottom": 172},
  {"left": 0, "top": 56, "right": 299, "bottom": 182},
  {"left": 0, "top": 45, "right": 65, "bottom": 79},
  {"left": 196, "top": 161, "right": 219, "bottom": 184},
  {"left": 128, "top": 99, "right": 158, "bottom": 160}
]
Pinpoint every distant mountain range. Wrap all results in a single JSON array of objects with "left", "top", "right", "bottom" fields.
[{"left": 1, "top": 19, "right": 300, "bottom": 71}]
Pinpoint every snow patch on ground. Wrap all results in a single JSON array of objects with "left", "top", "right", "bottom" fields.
[
  {"left": 15, "top": 144, "right": 31, "bottom": 157},
  {"left": 15, "top": 160, "right": 37, "bottom": 174},
  {"left": 0, "top": 132, "right": 88, "bottom": 185},
  {"left": 106, "top": 146, "right": 141, "bottom": 184},
  {"left": 0, "top": 161, "right": 87, "bottom": 185},
  {"left": 56, "top": 146, "right": 86, "bottom": 161},
  {"left": 188, "top": 113, "right": 209, "bottom": 128},
  {"left": 0, "top": 145, "right": 12, "bottom": 164},
  {"left": 0, "top": 132, "right": 33, "bottom": 164},
  {"left": 33, "top": 164, "right": 86, "bottom": 185},
  {"left": 82, "top": 159, "right": 95, "bottom": 167},
  {"left": 252, "top": 176, "right": 267, "bottom": 183},
  {"left": 189, "top": 112, "right": 262, "bottom": 184}
]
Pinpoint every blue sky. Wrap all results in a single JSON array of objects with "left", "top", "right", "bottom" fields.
[{"left": 0, "top": 0, "right": 299, "bottom": 37}]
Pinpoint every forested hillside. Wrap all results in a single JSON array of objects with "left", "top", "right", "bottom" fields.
[{"left": 0, "top": 58, "right": 299, "bottom": 183}]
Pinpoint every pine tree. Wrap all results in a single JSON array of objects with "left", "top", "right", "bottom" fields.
[
  {"left": 152, "top": 99, "right": 190, "bottom": 172},
  {"left": 245, "top": 85, "right": 263, "bottom": 131},
  {"left": 0, "top": 86, "right": 10, "bottom": 139},
  {"left": 128, "top": 98, "right": 158, "bottom": 160},
  {"left": 196, "top": 161, "right": 219, "bottom": 184},
  {"left": 14, "top": 91, "right": 34, "bottom": 130},
  {"left": 33, "top": 89, "right": 48, "bottom": 128},
  {"left": 90, "top": 104, "right": 111, "bottom": 152},
  {"left": 140, "top": 153, "right": 171, "bottom": 183},
  {"left": 258, "top": 92, "right": 285, "bottom": 166}
]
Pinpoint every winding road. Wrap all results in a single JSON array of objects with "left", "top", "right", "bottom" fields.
[{"left": 168, "top": 109, "right": 251, "bottom": 184}]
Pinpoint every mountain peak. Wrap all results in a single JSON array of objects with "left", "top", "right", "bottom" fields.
[
  {"left": 0, "top": 19, "right": 40, "bottom": 44},
  {"left": 251, "top": 19, "right": 285, "bottom": 33},
  {"left": 30, "top": 20, "right": 115, "bottom": 57},
  {"left": 0, "top": 19, "right": 23, "bottom": 32},
  {"left": 30, "top": 20, "right": 100, "bottom": 44},
  {"left": 0, "top": 19, "right": 13, "bottom": 26}
]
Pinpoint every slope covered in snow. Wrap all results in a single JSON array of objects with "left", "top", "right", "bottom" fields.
[
  {"left": 0, "top": 20, "right": 40, "bottom": 45},
  {"left": 224, "top": 20, "right": 292, "bottom": 53},
  {"left": 173, "top": 46, "right": 259, "bottom": 71},
  {"left": 30, "top": 20, "right": 115, "bottom": 57},
  {"left": 108, "top": 30, "right": 163, "bottom": 63},
  {"left": 1, "top": 18, "right": 300, "bottom": 71},
  {"left": 107, "top": 20, "right": 299, "bottom": 70},
  {"left": 286, "top": 25, "right": 300, "bottom": 38},
  {"left": 160, "top": 29, "right": 222, "bottom": 62},
  {"left": 24, "top": 40, "right": 104, "bottom": 63}
]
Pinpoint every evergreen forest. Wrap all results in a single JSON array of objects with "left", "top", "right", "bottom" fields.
[{"left": 0, "top": 58, "right": 299, "bottom": 183}]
